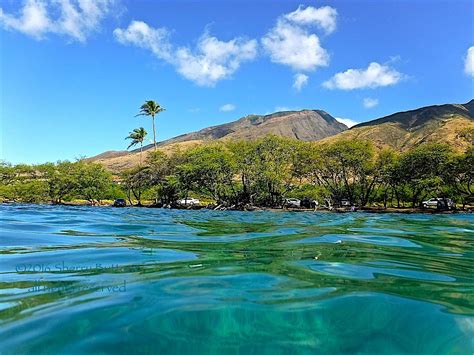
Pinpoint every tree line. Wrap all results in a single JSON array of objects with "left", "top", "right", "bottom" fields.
[
  {"left": 1, "top": 136, "right": 472, "bottom": 209},
  {"left": 0, "top": 160, "right": 116, "bottom": 205}
]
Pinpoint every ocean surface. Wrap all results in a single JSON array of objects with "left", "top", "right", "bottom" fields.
[{"left": 0, "top": 204, "right": 473, "bottom": 354}]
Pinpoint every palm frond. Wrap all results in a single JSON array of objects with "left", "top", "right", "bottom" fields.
[
  {"left": 136, "top": 100, "right": 165, "bottom": 117},
  {"left": 125, "top": 127, "right": 147, "bottom": 150},
  {"left": 127, "top": 141, "right": 139, "bottom": 150}
]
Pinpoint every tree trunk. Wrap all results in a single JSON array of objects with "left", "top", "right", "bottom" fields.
[
  {"left": 139, "top": 143, "right": 143, "bottom": 166},
  {"left": 132, "top": 188, "right": 142, "bottom": 206},
  {"left": 394, "top": 188, "right": 401, "bottom": 208},
  {"left": 152, "top": 114, "right": 157, "bottom": 150}
]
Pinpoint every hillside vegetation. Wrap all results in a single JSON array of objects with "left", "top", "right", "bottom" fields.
[{"left": 322, "top": 101, "right": 474, "bottom": 152}]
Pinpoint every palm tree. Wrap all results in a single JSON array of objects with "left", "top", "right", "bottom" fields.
[
  {"left": 136, "top": 100, "right": 165, "bottom": 150},
  {"left": 126, "top": 127, "right": 147, "bottom": 166}
]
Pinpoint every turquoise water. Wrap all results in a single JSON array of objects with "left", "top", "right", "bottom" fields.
[{"left": 0, "top": 204, "right": 473, "bottom": 354}]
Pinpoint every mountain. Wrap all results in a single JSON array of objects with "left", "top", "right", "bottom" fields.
[
  {"left": 145, "top": 109, "right": 347, "bottom": 149},
  {"left": 321, "top": 100, "right": 474, "bottom": 152},
  {"left": 89, "top": 110, "right": 347, "bottom": 171},
  {"left": 90, "top": 100, "right": 474, "bottom": 172}
]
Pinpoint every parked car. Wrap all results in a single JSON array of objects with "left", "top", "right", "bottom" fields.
[
  {"left": 283, "top": 198, "right": 301, "bottom": 208},
  {"left": 177, "top": 198, "right": 200, "bottom": 206},
  {"left": 300, "top": 197, "right": 319, "bottom": 209},
  {"left": 340, "top": 199, "right": 351, "bottom": 207},
  {"left": 422, "top": 198, "right": 455, "bottom": 210},
  {"left": 113, "top": 198, "right": 126, "bottom": 207}
]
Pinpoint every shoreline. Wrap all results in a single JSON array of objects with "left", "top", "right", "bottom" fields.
[{"left": 1, "top": 202, "right": 471, "bottom": 214}]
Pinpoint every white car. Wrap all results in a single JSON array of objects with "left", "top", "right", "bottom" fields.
[
  {"left": 422, "top": 198, "right": 455, "bottom": 209},
  {"left": 284, "top": 198, "right": 301, "bottom": 208},
  {"left": 340, "top": 199, "right": 351, "bottom": 207},
  {"left": 177, "top": 198, "right": 200, "bottom": 206}
]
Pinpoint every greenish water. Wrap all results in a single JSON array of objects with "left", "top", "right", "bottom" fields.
[{"left": 0, "top": 204, "right": 473, "bottom": 354}]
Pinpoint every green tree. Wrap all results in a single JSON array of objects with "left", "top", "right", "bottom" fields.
[
  {"left": 38, "top": 162, "right": 79, "bottom": 204},
  {"left": 146, "top": 150, "right": 175, "bottom": 204},
  {"left": 177, "top": 144, "right": 237, "bottom": 204},
  {"left": 228, "top": 137, "right": 311, "bottom": 206},
  {"left": 0, "top": 163, "right": 48, "bottom": 203},
  {"left": 0, "top": 162, "right": 16, "bottom": 187},
  {"left": 287, "top": 140, "right": 314, "bottom": 184},
  {"left": 227, "top": 140, "right": 257, "bottom": 204},
  {"left": 75, "top": 162, "right": 113, "bottom": 205},
  {"left": 0, "top": 162, "right": 22, "bottom": 201},
  {"left": 155, "top": 176, "right": 180, "bottom": 205},
  {"left": 126, "top": 127, "right": 148, "bottom": 166},
  {"left": 147, "top": 150, "right": 171, "bottom": 184},
  {"left": 444, "top": 146, "right": 474, "bottom": 208},
  {"left": 396, "top": 143, "right": 452, "bottom": 207},
  {"left": 246, "top": 136, "right": 294, "bottom": 206},
  {"left": 374, "top": 148, "right": 399, "bottom": 208},
  {"left": 122, "top": 166, "right": 151, "bottom": 206},
  {"left": 311, "top": 140, "right": 377, "bottom": 206},
  {"left": 136, "top": 100, "right": 165, "bottom": 150}
]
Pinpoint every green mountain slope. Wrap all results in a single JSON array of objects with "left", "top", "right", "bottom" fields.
[{"left": 321, "top": 100, "right": 474, "bottom": 152}]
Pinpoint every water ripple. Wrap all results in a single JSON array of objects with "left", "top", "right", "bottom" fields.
[{"left": 0, "top": 204, "right": 472, "bottom": 353}]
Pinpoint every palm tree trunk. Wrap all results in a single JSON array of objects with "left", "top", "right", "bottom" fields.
[
  {"left": 140, "top": 143, "right": 143, "bottom": 166},
  {"left": 152, "top": 114, "right": 157, "bottom": 150}
]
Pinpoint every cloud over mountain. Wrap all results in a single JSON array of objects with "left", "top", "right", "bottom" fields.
[
  {"left": 363, "top": 97, "right": 379, "bottom": 108},
  {"left": 219, "top": 104, "right": 236, "bottom": 112},
  {"left": 293, "top": 73, "right": 309, "bottom": 91},
  {"left": 323, "top": 62, "right": 403, "bottom": 90}
]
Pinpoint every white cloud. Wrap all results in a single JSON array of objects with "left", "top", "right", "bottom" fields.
[
  {"left": 323, "top": 62, "right": 403, "bottom": 90},
  {"left": 274, "top": 106, "right": 299, "bottom": 112},
  {"left": 284, "top": 5, "right": 337, "bottom": 34},
  {"left": 0, "top": 0, "right": 116, "bottom": 42},
  {"left": 464, "top": 46, "right": 474, "bottom": 77},
  {"left": 219, "top": 103, "right": 236, "bottom": 112},
  {"left": 262, "top": 19, "right": 329, "bottom": 72},
  {"left": 363, "top": 97, "right": 379, "bottom": 108},
  {"left": 114, "top": 21, "right": 257, "bottom": 87},
  {"left": 115, "top": 6, "right": 335, "bottom": 87},
  {"left": 113, "top": 20, "right": 172, "bottom": 60},
  {"left": 262, "top": 5, "right": 336, "bottom": 72},
  {"left": 335, "top": 117, "right": 358, "bottom": 128},
  {"left": 174, "top": 32, "right": 257, "bottom": 86},
  {"left": 293, "top": 73, "right": 308, "bottom": 91},
  {"left": 262, "top": 106, "right": 301, "bottom": 115},
  {"left": 0, "top": 0, "right": 51, "bottom": 39}
]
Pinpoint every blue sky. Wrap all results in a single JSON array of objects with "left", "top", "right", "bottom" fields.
[{"left": 1, "top": 0, "right": 473, "bottom": 164}]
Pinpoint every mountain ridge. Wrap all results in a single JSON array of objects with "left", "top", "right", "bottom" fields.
[
  {"left": 90, "top": 100, "right": 474, "bottom": 172},
  {"left": 139, "top": 109, "right": 347, "bottom": 151},
  {"left": 321, "top": 100, "right": 474, "bottom": 151},
  {"left": 91, "top": 109, "right": 347, "bottom": 163},
  {"left": 353, "top": 100, "right": 474, "bottom": 130}
]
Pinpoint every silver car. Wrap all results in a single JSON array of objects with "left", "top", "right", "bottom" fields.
[
  {"left": 284, "top": 198, "right": 301, "bottom": 208},
  {"left": 177, "top": 198, "right": 200, "bottom": 206},
  {"left": 422, "top": 198, "right": 455, "bottom": 209}
]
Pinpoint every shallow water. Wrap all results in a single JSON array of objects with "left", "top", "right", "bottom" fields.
[{"left": 0, "top": 204, "right": 473, "bottom": 354}]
